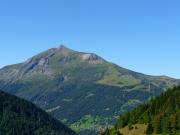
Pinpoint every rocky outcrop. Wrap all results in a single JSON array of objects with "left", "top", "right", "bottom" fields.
[{"left": 81, "top": 53, "right": 104, "bottom": 64}]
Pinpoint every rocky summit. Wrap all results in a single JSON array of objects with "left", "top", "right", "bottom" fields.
[{"left": 0, "top": 45, "right": 179, "bottom": 135}]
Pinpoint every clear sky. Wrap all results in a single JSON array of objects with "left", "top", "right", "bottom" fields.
[{"left": 0, "top": 0, "right": 179, "bottom": 78}]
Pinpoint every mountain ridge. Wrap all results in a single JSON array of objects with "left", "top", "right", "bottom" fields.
[
  {"left": 0, "top": 45, "right": 178, "bottom": 81},
  {"left": 0, "top": 45, "right": 106, "bottom": 80}
]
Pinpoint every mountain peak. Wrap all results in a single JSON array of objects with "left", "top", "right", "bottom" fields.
[
  {"left": 57, "top": 45, "right": 73, "bottom": 53},
  {"left": 58, "top": 44, "right": 68, "bottom": 49}
]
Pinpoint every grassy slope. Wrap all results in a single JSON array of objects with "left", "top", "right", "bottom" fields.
[
  {"left": 119, "top": 124, "right": 164, "bottom": 135},
  {"left": 119, "top": 124, "right": 147, "bottom": 135}
]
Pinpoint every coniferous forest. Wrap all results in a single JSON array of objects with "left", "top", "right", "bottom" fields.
[
  {"left": 102, "top": 86, "right": 180, "bottom": 135},
  {"left": 0, "top": 90, "right": 77, "bottom": 135}
]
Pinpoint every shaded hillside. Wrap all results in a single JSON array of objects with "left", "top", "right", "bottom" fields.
[
  {"left": 103, "top": 86, "right": 180, "bottom": 135},
  {"left": 0, "top": 45, "right": 179, "bottom": 134},
  {"left": 0, "top": 90, "right": 77, "bottom": 135}
]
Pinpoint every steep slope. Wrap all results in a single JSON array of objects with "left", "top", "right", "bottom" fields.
[
  {"left": 0, "top": 90, "right": 77, "bottom": 135},
  {"left": 103, "top": 86, "right": 180, "bottom": 135},
  {"left": 0, "top": 45, "right": 179, "bottom": 134}
]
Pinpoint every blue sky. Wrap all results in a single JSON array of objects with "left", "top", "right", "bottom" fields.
[{"left": 0, "top": 0, "right": 179, "bottom": 78}]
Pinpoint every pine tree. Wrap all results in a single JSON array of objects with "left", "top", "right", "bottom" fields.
[
  {"left": 170, "top": 114, "right": 178, "bottom": 133},
  {"left": 104, "top": 128, "right": 110, "bottom": 135},
  {"left": 161, "top": 116, "right": 171, "bottom": 134},
  {"left": 154, "top": 116, "right": 162, "bottom": 134},
  {"left": 146, "top": 123, "right": 153, "bottom": 135}
]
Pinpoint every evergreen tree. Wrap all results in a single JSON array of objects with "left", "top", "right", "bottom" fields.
[
  {"left": 146, "top": 123, "right": 153, "bottom": 135},
  {"left": 104, "top": 128, "right": 110, "bottom": 135},
  {"left": 153, "top": 116, "right": 162, "bottom": 134}
]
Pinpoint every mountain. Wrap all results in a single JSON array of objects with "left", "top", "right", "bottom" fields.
[
  {"left": 102, "top": 86, "right": 180, "bottom": 135},
  {"left": 0, "top": 90, "right": 77, "bottom": 135},
  {"left": 0, "top": 45, "right": 179, "bottom": 134}
]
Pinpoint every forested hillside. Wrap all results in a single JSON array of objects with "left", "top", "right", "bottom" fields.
[
  {"left": 102, "top": 86, "right": 180, "bottom": 135},
  {"left": 0, "top": 90, "right": 77, "bottom": 135}
]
